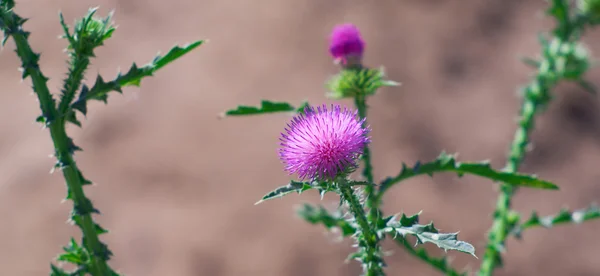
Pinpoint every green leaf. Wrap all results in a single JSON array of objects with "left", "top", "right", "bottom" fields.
[
  {"left": 222, "top": 100, "right": 307, "bottom": 117},
  {"left": 547, "top": 0, "right": 570, "bottom": 37},
  {"left": 386, "top": 212, "right": 477, "bottom": 258},
  {"left": 379, "top": 152, "right": 559, "bottom": 195},
  {"left": 57, "top": 238, "right": 88, "bottom": 265},
  {"left": 64, "top": 111, "right": 82, "bottom": 127},
  {"left": 58, "top": 12, "right": 75, "bottom": 46},
  {"left": 547, "top": 0, "right": 570, "bottom": 24},
  {"left": 152, "top": 40, "right": 201, "bottom": 71},
  {"left": 95, "top": 223, "right": 109, "bottom": 235},
  {"left": 393, "top": 235, "right": 466, "bottom": 276},
  {"left": 295, "top": 101, "right": 310, "bottom": 113},
  {"left": 50, "top": 264, "right": 70, "bottom": 276},
  {"left": 297, "top": 203, "right": 356, "bottom": 236},
  {"left": 513, "top": 204, "right": 600, "bottom": 237},
  {"left": 0, "top": 0, "right": 15, "bottom": 10},
  {"left": 255, "top": 181, "right": 313, "bottom": 204},
  {"left": 255, "top": 180, "right": 337, "bottom": 204},
  {"left": 71, "top": 40, "right": 203, "bottom": 115}
]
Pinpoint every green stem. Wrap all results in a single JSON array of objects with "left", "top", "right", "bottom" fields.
[
  {"left": 58, "top": 54, "right": 89, "bottom": 115},
  {"left": 353, "top": 95, "right": 378, "bottom": 218},
  {"left": 479, "top": 95, "right": 541, "bottom": 276},
  {"left": 479, "top": 3, "right": 588, "bottom": 275},
  {"left": 0, "top": 6, "right": 110, "bottom": 275},
  {"left": 52, "top": 121, "right": 110, "bottom": 276},
  {"left": 339, "top": 181, "right": 384, "bottom": 276}
]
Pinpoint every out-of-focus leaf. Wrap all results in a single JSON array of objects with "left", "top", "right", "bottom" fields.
[
  {"left": 222, "top": 100, "right": 307, "bottom": 117},
  {"left": 379, "top": 152, "right": 559, "bottom": 196},
  {"left": 297, "top": 203, "right": 356, "bottom": 237},
  {"left": 513, "top": 204, "right": 600, "bottom": 238}
]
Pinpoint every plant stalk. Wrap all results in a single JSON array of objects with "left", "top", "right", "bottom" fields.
[
  {"left": 353, "top": 95, "right": 378, "bottom": 218},
  {"left": 479, "top": 3, "right": 588, "bottom": 274},
  {"left": 339, "top": 180, "right": 384, "bottom": 276},
  {"left": 0, "top": 7, "right": 110, "bottom": 275}
]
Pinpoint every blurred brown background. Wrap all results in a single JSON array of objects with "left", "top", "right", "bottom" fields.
[{"left": 1, "top": 0, "right": 599, "bottom": 275}]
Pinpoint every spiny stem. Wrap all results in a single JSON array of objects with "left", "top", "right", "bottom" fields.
[
  {"left": 479, "top": 2, "right": 588, "bottom": 275},
  {"left": 479, "top": 46, "right": 550, "bottom": 276},
  {"left": 339, "top": 180, "right": 384, "bottom": 276},
  {"left": 0, "top": 6, "right": 110, "bottom": 275},
  {"left": 58, "top": 53, "right": 89, "bottom": 115},
  {"left": 355, "top": 84, "right": 469, "bottom": 275},
  {"left": 53, "top": 121, "right": 110, "bottom": 276}
]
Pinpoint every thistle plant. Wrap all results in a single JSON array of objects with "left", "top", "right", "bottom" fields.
[
  {"left": 223, "top": 0, "right": 600, "bottom": 275},
  {"left": 0, "top": 1, "right": 201, "bottom": 275}
]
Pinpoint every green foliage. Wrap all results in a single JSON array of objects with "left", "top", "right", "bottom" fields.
[
  {"left": 0, "top": 0, "right": 16, "bottom": 45},
  {"left": 478, "top": 1, "right": 600, "bottom": 275},
  {"left": 50, "top": 265, "right": 70, "bottom": 276},
  {"left": 0, "top": 2, "right": 202, "bottom": 275},
  {"left": 222, "top": 100, "right": 309, "bottom": 117},
  {"left": 392, "top": 235, "right": 467, "bottom": 276},
  {"left": 0, "top": 0, "right": 14, "bottom": 9},
  {"left": 385, "top": 213, "right": 476, "bottom": 257},
  {"left": 72, "top": 40, "right": 203, "bottom": 115},
  {"left": 57, "top": 8, "right": 115, "bottom": 126},
  {"left": 254, "top": 180, "right": 370, "bottom": 204},
  {"left": 579, "top": 0, "right": 600, "bottom": 24},
  {"left": 60, "top": 8, "right": 114, "bottom": 56},
  {"left": 1, "top": 3, "right": 114, "bottom": 274},
  {"left": 513, "top": 204, "right": 600, "bottom": 237},
  {"left": 57, "top": 238, "right": 89, "bottom": 269},
  {"left": 296, "top": 201, "right": 470, "bottom": 276},
  {"left": 379, "top": 152, "right": 558, "bottom": 197},
  {"left": 255, "top": 181, "right": 316, "bottom": 204},
  {"left": 257, "top": 179, "right": 378, "bottom": 205},
  {"left": 326, "top": 67, "right": 399, "bottom": 99},
  {"left": 338, "top": 183, "right": 385, "bottom": 276},
  {"left": 297, "top": 203, "right": 356, "bottom": 237}
]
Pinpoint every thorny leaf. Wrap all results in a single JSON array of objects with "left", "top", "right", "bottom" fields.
[
  {"left": 72, "top": 40, "right": 203, "bottom": 115},
  {"left": 379, "top": 152, "right": 559, "bottom": 195},
  {"left": 386, "top": 212, "right": 477, "bottom": 258}
]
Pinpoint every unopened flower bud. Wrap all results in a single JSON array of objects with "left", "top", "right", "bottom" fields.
[{"left": 329, "top": 23, "right": 365, "bottom": 68}]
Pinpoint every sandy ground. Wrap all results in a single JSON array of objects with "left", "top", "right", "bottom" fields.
[{"left": 0, "top": 0, "right": 599, "bottom": 275}]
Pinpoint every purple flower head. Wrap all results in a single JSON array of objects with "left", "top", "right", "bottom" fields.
[
  {"left": 279, "top": 104, "right": 371, "bottom": 181},
  {"left": 329, "top": 23, "right": 365, "bottom": 64}
]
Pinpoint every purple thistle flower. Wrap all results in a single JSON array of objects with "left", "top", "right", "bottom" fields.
[
  {"left": 279, "top": 104, "right": 371, "bottom": 181},
  {"left": 329, "top": 23, "right": 365, "bottom": 65}
]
